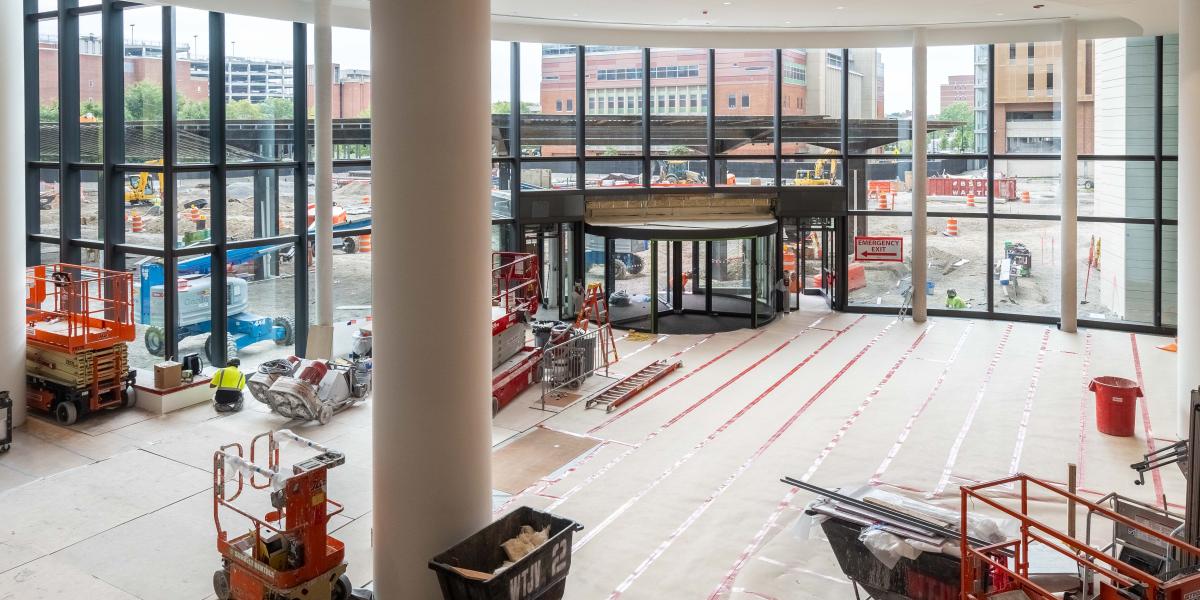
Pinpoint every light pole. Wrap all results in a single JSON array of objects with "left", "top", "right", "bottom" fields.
[
  {"left": 128, "top": 24, "right": 135, "bottom": 45},
  {"left": 231, "top": 41, "right": 236, "bottom": 57},
  {"left": 192, "top": 34, "right": 197, "bottom": 59}
]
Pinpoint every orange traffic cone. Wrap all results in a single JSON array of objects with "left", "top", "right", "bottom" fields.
[
  {"left": 130, "top": 210, "right": 144, "bottom": 233},
  {"left": 1158, "top": 338, "right": 1178, "bottom": 352},
  {"left": 726, "top": 172, "right": 736, "bottom": 185},
  {"left": 966, "top": 194, "right": 976, "bottom": 208},
  {"left": 189, "top": 206, "right": 202, "bottom": 221},
  {"left": 358, "top": 234, "right": 371, "bottom": 253},
  {"left": 1021, "top": 191, "right": 1031, "bottom": 204},
  {"left": 878, "top": 193, "right": 889, "bottom": 210},
  {"left": 945, "top": 217, "right": 959, "bottom": 237}
]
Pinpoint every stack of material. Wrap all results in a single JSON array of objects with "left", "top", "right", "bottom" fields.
[{"left": 27, "top": 342, "right": 129, "bottom": 388}]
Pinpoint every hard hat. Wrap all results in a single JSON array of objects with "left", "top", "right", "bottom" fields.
[
  {"left": 947, "top": 289, "right": 957, "bottom": 298},
  {"left": 227, "top": 358, "right": 241, "bottom": 367}
]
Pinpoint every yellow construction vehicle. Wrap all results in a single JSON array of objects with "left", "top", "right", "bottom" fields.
[
  {"left": 792, "top": 153, "right": 839, "bottom": 186},
  {"left": 654, "top": 160, "right": 705, "bottom": 185},
  {"left": 126, "top": 159, "right": 164, "bottom": 207}
]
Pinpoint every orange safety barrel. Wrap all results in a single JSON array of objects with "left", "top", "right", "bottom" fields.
[{"left": 1089, "top": 376, "right": 1142, "bottom": 437}]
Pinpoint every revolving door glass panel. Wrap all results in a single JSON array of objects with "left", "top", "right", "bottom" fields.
[{"left": 609, "top": 238, "right": 652, "bottom": 326}]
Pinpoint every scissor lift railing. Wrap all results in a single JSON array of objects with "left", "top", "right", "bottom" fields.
[
  {"left": 961, "top": 474, "right": 1200, "bottom": 600},
  {"left": 492, "top": 252, "right": 540, "bottom": 318},
  {"left": 26, "top": 264, "right": 135, "bottom": 352}
]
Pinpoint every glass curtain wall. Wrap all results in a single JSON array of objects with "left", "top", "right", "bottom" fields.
[{"left": 24, "top": 2, "right": 1182, "bottom": 337}]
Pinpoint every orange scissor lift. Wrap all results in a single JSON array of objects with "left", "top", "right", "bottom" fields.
[
  {"left": 961, "top": 474, "right": 1200, "bottom": 600},
  {"left": 25, "top": 264, "right": 137, "bottom": 424},
  {"left": 212, "top": 430, "right": 356, "bottom": 600}
]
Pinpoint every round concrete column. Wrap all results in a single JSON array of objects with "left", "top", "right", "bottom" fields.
[
  {"left": 911, "top": 28, "right": 928, "bottom": 322},
  {"left": 1179, "top": 0, "right": 1200, "bottom": 437},
  {"left": 369, "top": 1, "right": 493, "bottom": 597},
  {"left": 1060, "top": 21, "right": 1079, "bottom": 333},
  {"left": 2, "top": 3, "right": 27, "bottom": 425},
  {"left": 314, "top": 0, "right": 334, "bottom": 330}
]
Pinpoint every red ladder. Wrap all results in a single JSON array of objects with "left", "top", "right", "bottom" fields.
[
  {"left": 586, "top": 359, "right": 681, "bottom": 412},
  {"left": 575, "top": 282, "right": 618, "bottom": 365}
]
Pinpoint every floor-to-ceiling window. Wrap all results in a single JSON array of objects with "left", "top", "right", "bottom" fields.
[{"left": 25, "top": 4, "right": 1182, "bottom": 337}]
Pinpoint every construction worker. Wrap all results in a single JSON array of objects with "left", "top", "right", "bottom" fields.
[
  {"left": 946, "top": 289, "right": 968, "bottom": 309},
  {"left": 210, "top": 358, "right": 247, "bottom": 413}
]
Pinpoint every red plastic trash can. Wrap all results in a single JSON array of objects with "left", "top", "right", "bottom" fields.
[{"left": 1089, "top": 376, "right": 1142, "bottom": 437}]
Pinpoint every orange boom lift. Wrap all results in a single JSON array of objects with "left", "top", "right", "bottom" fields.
[{"left": 212, "top": 429, "right": 358, "bottom": 600}]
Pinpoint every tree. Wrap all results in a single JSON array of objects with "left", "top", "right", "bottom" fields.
[
  {"left": 226, "top": 99, "right": 264, "bottom": 120},
  {"left": 80, "top": 99, "right": 103, "bottom": 120},
  {"left": 125, "top": 81, "right": 163, "bottom": 122},
  {"left": 934, "top": 101, "right": 973, "bottom": 152},
  {"left": 490, "top": 100, "right": 540, "bottom": 114},
  {"left": 261, "top": 97, "right": 294, "bottom": 120},
  {"left": 39, "top": 102, "right": 58, "bottom": 122},
  {"left": 178, "top": 97, "right": 210, "bottom": 120}
]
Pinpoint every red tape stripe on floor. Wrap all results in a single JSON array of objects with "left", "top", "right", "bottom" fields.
[
  {"left": 709, "top": 324, "right": 932, "bottom": 599},
  {"left": 930, "top": 323, "right": 1014, "bottom": 498},
  {"left": 606, "top": 318, "right": 897, "bottom": 598},
  {"left": 1008, "top": 328, "right": 1051, "bottom": 475},
  {"left": 1077, "top": 331, "right": 1093, "bottom": 487},
  {"left": 871, "top": 321, "right": 974, "bottom": 484},
  {"left": 1130, "top": 333, "right": 1165, "bottom": 508},
  {"left": 498, "top": 321, "right": 824, "bottom": 516},
  {"left": 573, "top": 316, "right": 886, "bottom": 551}
]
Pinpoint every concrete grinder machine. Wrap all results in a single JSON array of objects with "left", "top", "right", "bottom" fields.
[{"left": 248, "top": 358, "right": 371, "bottom": 424}]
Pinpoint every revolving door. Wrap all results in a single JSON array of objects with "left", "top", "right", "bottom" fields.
[{"left": 588, "top": 220, "right": 778, "bottom": 334}]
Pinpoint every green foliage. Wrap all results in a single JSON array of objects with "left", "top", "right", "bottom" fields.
[
  {"left": 80, "top": 99, "right": 103, "bottom": 120},
  {"left": 226, "top": 99, "right": 264, "bottom": 120},
  {"left": 178, "top": 97, "right": 210, "bottom": 120},
  {"left": 261, "top": 97, "right": 294, "bottom": 120},
  {"left": 933, "top": 101, "right": 974, "bottom": 152},
  {"left": 491, "top": 100, "right": 540, "bottom": 114},
  {"left": 39, "top": 102, "right": 58, "bottom": 122},
  {"left": 124, "top": 81, "right": 163, "bottom": 122}
]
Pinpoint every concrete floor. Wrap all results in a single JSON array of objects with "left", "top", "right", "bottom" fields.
[{"left": 0, "top": 296, "right": 1184, "bottom": 599}]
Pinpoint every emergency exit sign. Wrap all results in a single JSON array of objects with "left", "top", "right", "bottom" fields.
[{"left": 854, "top": 236, "right": 904, "bottom": 262}]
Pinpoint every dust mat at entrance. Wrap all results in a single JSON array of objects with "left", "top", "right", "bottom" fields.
[
  {"left": 538, "top": 391, "right": 581, "bottom": 409},
  {"left": 491, "top": 428, "right": 598, "bottom": 495}
]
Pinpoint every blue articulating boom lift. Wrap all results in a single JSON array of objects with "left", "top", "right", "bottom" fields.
[{"left": 138, "top": 245, "right": 295, "bottom": 365}]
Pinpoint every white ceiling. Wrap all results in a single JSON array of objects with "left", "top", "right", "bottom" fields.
[{"left": 143, "top": 0, "right": 1180, "bottom": 46}]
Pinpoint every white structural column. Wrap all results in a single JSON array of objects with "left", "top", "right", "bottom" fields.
[
  {"left": 1, "top": 3, "right": 26, "bottom": 426},
  {"left": 1179, "top": 0, "right": 1200, "bottom": 437},
  {"left": 1060, "top": 21, "right": 1079, "bottom": 333},
  {"left": 911, "top": 28, "right": 928, "bottom": 322},
  {"left": 314, "top": 0, "right": 334, "bottom": 329},
  {"left": 370, "top": 1, "right": 493, "bottom": 597}
]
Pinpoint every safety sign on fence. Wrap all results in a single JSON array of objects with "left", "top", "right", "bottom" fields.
[{"left": 854, "top": 236, "right": 903, "bottom": 262}]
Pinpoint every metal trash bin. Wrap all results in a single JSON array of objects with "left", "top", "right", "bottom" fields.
[
  {"left": 429, "top": 506, "right": 583, "bottom": 600},
  {"left": 570, "top": 329, "right": 596, "bottom": 380},
  {"left": 532, "top": 321, "right": 558, "bottom": 348}
]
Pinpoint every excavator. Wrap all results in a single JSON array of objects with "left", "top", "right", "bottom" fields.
[
  {"left": 126, "top": 159, "right": 164, "bottom": 207},
  {"left": 793, "top": 153, "right": 839, "bottom": 186}
]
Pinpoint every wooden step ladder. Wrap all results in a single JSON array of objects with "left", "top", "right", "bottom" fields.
[
  {"left": 575, "top": 282, "right": 619, "bottom": 366},
  {"left": 586, "top": 359, "right": 682, "bottom": 412}
]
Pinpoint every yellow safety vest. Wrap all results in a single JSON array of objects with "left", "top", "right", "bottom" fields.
[{"left": 211, "top": 367, "right": 246, "bottom": 391}]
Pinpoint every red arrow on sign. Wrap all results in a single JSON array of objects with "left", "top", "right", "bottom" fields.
[{"left": 862, "top": 251, "right": 896, "bottom": 257}]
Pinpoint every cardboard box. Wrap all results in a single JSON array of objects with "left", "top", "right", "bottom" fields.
[{"left": 154, "top": 361, "right": 182, "bottom": 389}]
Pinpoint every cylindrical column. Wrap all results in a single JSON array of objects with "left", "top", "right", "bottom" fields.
[
  {"left": 1060, "top": 21, "right": 1079, "bottom": 333},
  {"left": 2, "top": 3, "right": 25, "bottom": 425},
  {"left": 911, "top": 28, "right": 928, "bottom": 322},
  {"left": 1179, "top": 0, "right": 1200, "bottom": 438},
  {"left": 314, "top": 0, "right": 334, "bottom": 328},
  {"left": 370, "top": 1, "right": 493, "bottom": 597}
]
